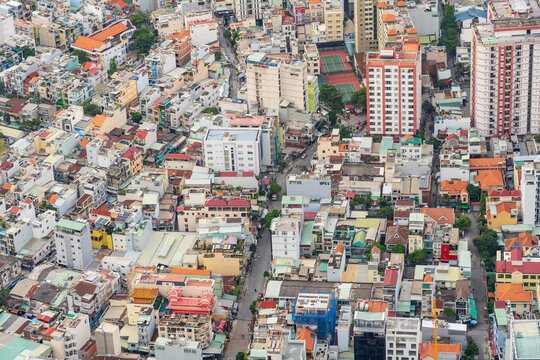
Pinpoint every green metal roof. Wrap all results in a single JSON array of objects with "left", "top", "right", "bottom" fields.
[
  {"left": 469, "top": 298, "right": 477, "bottom": 320},
  {"left": 56, "top": 219, "right": 86, "bottom": 232}
]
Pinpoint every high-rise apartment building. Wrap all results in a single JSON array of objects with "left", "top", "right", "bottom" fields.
[
  {"left": 472, "top": 0, "right": 540, "bottom": 136},
  {"left": 233, "top": 0, "right": 261, "bottom": 20},
  {"left": 354, "top": 0, "right": 377, "bottom": 52},
  {"left": 54, "top": 219, "right": 93, "bottom": 270},
  {"left": 324, "top": 1, "right": 344, "bottom": 42},
  {"left": 385, "top": 317, "right": 421, "bottom": 360},
  {"left": 366, "top": 36, "right": 421, "bottom": 135},
  {"left": 204, "top": 128, "right": 263, "bottom": 175},
  {"left": 521, "top": 160, "right": 540, "bottom": 226},
  {"left": 95, "top": 323, "right": 122, "bottom": 356},
  {"left": 246, "top": 53, "right": 312, "bottom": 111}
]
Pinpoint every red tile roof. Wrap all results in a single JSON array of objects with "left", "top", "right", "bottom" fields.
[
  {"left": 165, "top": 153, "right": 191, "bottom": 160},
  {"left": 383, "top": 269, "right": 399, "bottom": 286}
]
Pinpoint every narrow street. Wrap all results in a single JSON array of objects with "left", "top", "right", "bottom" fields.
[
  {"left": 223, "top": 143, "right": 317, "bottom": 358},
  {"left": 465, "top": 212, "right": 491, "bottom": 359},
  {"left": 223, "top": 227, "right": 271, "bottom": 359}
]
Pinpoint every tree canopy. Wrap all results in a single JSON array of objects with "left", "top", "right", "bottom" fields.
[
  {"left": 319, "top": 85, "right": 343, "bottom": 113},
  {"left": 133, "top": 28, "right": 157, "bottom": 56},
  {"left": 264, "top": 209, "right": 281, "bottom": 228},
  {"left": 466, "top": 184, "right": 481, "bottom": 202},
  {"left": 72, "top": 50, "right": 88, "bottom": 63},
  {"left": 202, "top": 107, "right": 219, "bottom": 115},
  {"left": 454, "top": 215, "right": 472, "bottom": 230},
  {"left": 131, "top": 11, "right": 149, "bottom": 27},
  {"left": 392, "top": 243, "right": 406, "bottom": 254},
  {"left": 131, "top": 112, "right": 142, "bottom": 122},
  {"left": 21, "top": 46, "right": 35, "bottom": 59},
  {"left": 440, "top": 6, "right": 459, "bottom": 54},
  {"left": 350, "top": 87, "right": 366, "bottom": 109},
  {"left": 268, "top": 180, "right": 282, "bottom": 195},
  {"left": 82, "top": 102, "right": 102, "bottom": 116},
  {"left": 214, "top": 51, "right": 223, "bottom": 61},
  {"left": 407, "top": 250, "right": 429, "bottom": 264},
  {"left": 473, "top": 230, "right": 500, "bottom": 258}
]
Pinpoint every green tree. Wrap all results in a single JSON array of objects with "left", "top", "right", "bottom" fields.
[
  {"left": 319, "top": 85, "right": 343, "bottom": 113},
  {"left": 133, "top": 28, "right": 157, "bottom": 55},
  {"left": 364, "top": 193, "right": 372, "bottom": 209},
  {"left": 440, "top": 5, "right": 459, "bottom": 54},
  {"left": 454, "top": 215, "right": 472, "bottom": 230},
  {"left": 0, "top": 290, "right": 9, "bottom": 307},
  {"left": 131, "top": 11, "right": 149, "bottom": 27},
  {"left": 268, "top": 180, "right": 282, "bottom": 195},
  {"left": 371, "top": 243, "right": 386, "bottom": 254},
  {"left": 392, "top": 243, "right": 406, "bottom": 254},
  {"left": 72, "top": 49, "right": 88, "bottom": 63},
  {"left": 473, "top": 230, "right": 500, "bottom": 258},
  {"left": 466, "top": 184, "right": 481, "bottom": 202},
  {"left": 3, "top": 113, "right": 9, "bottom": 123},
  {"left": 338, "top": 126, "right": 353, "bottom": 139},
  {"left": 214, "top": 51, "right": 223, "bottom": 61},
  {"left": 535, "top": 134, "right": 540, "bottom": 143},
  {"left": 202, "top": 107, "right": 219, "bottom": 115},
  {"left": 264, "top": 209, "right": 281, "bottom": 228},
  {"left": 328, "top": 111, "right": 338, "bottom": 126},
  {"left": 108, "top": 58, "right": 118, "bottom": 75},
  {"left": 377, "top": 206, "right": 393, "bottom": 219},
  {"left": 236, "top": 352, "right": 247, "bottom": 360},
  {"left": 263, "top": 271, "right": 270, "bottom": 277},
  {"left": 82, "top": 102, "right": 102, "bottom": 116},
  {"left": 479, "top": 191, "right": 487, "bottom": 215},
  {"left": 456, "top": 62, "right": 470, "bottom": 76},
  {"left": 422, "top": 99, "right": 435, "bottom": 115},
  {"left": 131, "top": 112, "right": 142, "bottom": 122},
  {"left": 407, "top": 250, "right": 429, "bottom": 264},
  {"left": 465, "top": 342, "right": 479, "bottom": 356},
  {"left": 350, "top": 87, "right": 367, "bottom": 109},
  {"left": 443, "top": 308, "right": 457, "bottom": 319},
  {"left": 21, "top": 46, "right": 35, "bottom": 59}
]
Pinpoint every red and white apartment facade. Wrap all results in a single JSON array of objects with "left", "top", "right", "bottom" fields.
[
  {"left": 366, "top": 36, "right": 421, "bottom": 136},
  {"left": 472, "top": 0, "right": 540, "bottom": 137}
]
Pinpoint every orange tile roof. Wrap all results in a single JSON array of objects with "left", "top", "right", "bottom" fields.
[
  {"left": 131, "top": 287, "right": 159, "bottom": 303},
  {"left": 91, "top": 22, "right": 128, "bottom": 42},
  {"left": 496, "top": 283, "right": 532, "bottom": 303},
  {"left": 80, "top": 138, "right": 89, "bottom": 149},
  {"left": 397, "top": 0, "right": 406, "bottom": 6},
  {"left": 295, "top": 329, "right": 316, "bottom": 353},
  {"left": 308, "top": 0, "right": 322, "bottom": 4},
  {"left": 407, "top": 27, "right": 417, "bottom": 34},
  {"left": 2, "top": 183, "right": 12, "bottom": 190},
  {"left": 72, "top": 36, "right": 104, "bottom": 52},
  {"left": 171, "top": 268, "right": 211, "bottom": 276},
  {"left": 167, "top": 30, "right": 190, "bottom": 40},
  {"left": 504, "top": 232, "right": 538, "bottom": 251},
  {"left": 474, "top": 170, "right": 504, "bottom": 191},
  {"left": 419, "top": 208, "right": 455, "bottom": 225},
  {"left": 495, "top": 201, "right": 516, "bottom": 215},
  {"left": 423, "top": 274, "right": 433, "bottom": 283},
  {"left": 49, "top": 194, "right": 59, "bottom": 205},
  {"left": 93, "top": 114, "right": 107, "bottom": 127},
  {"left": 420, "top": 343, "right": 461, "bottom": 359},
  {"left": 440, "top": 180, "right": 468, "bottom": 195},
  {"left": 377, "top": 2, "right": 387, "bottom": 7},
  {"left": 358, "top": 300, "right": 387, "bottom": 313},
  {"left": 382, "top": 14, "right": 396, "bottom": 22},
  {"left": 469, "top": 157, "right": 505, "bottom": 169}
]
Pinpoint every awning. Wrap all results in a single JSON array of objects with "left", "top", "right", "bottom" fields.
[{"left": 470, "top": 298, "right": 478, "bottom": 320}]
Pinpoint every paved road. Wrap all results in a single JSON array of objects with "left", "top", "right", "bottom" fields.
[
  {"left": 223, "top": 226, "right": 272, "bottom": 359},
  {"left": 223, "top": 143, "right": 317, "bottom": 358},
  {"left": 465, "top": 212, "right": 491, "bottom": 359}
]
